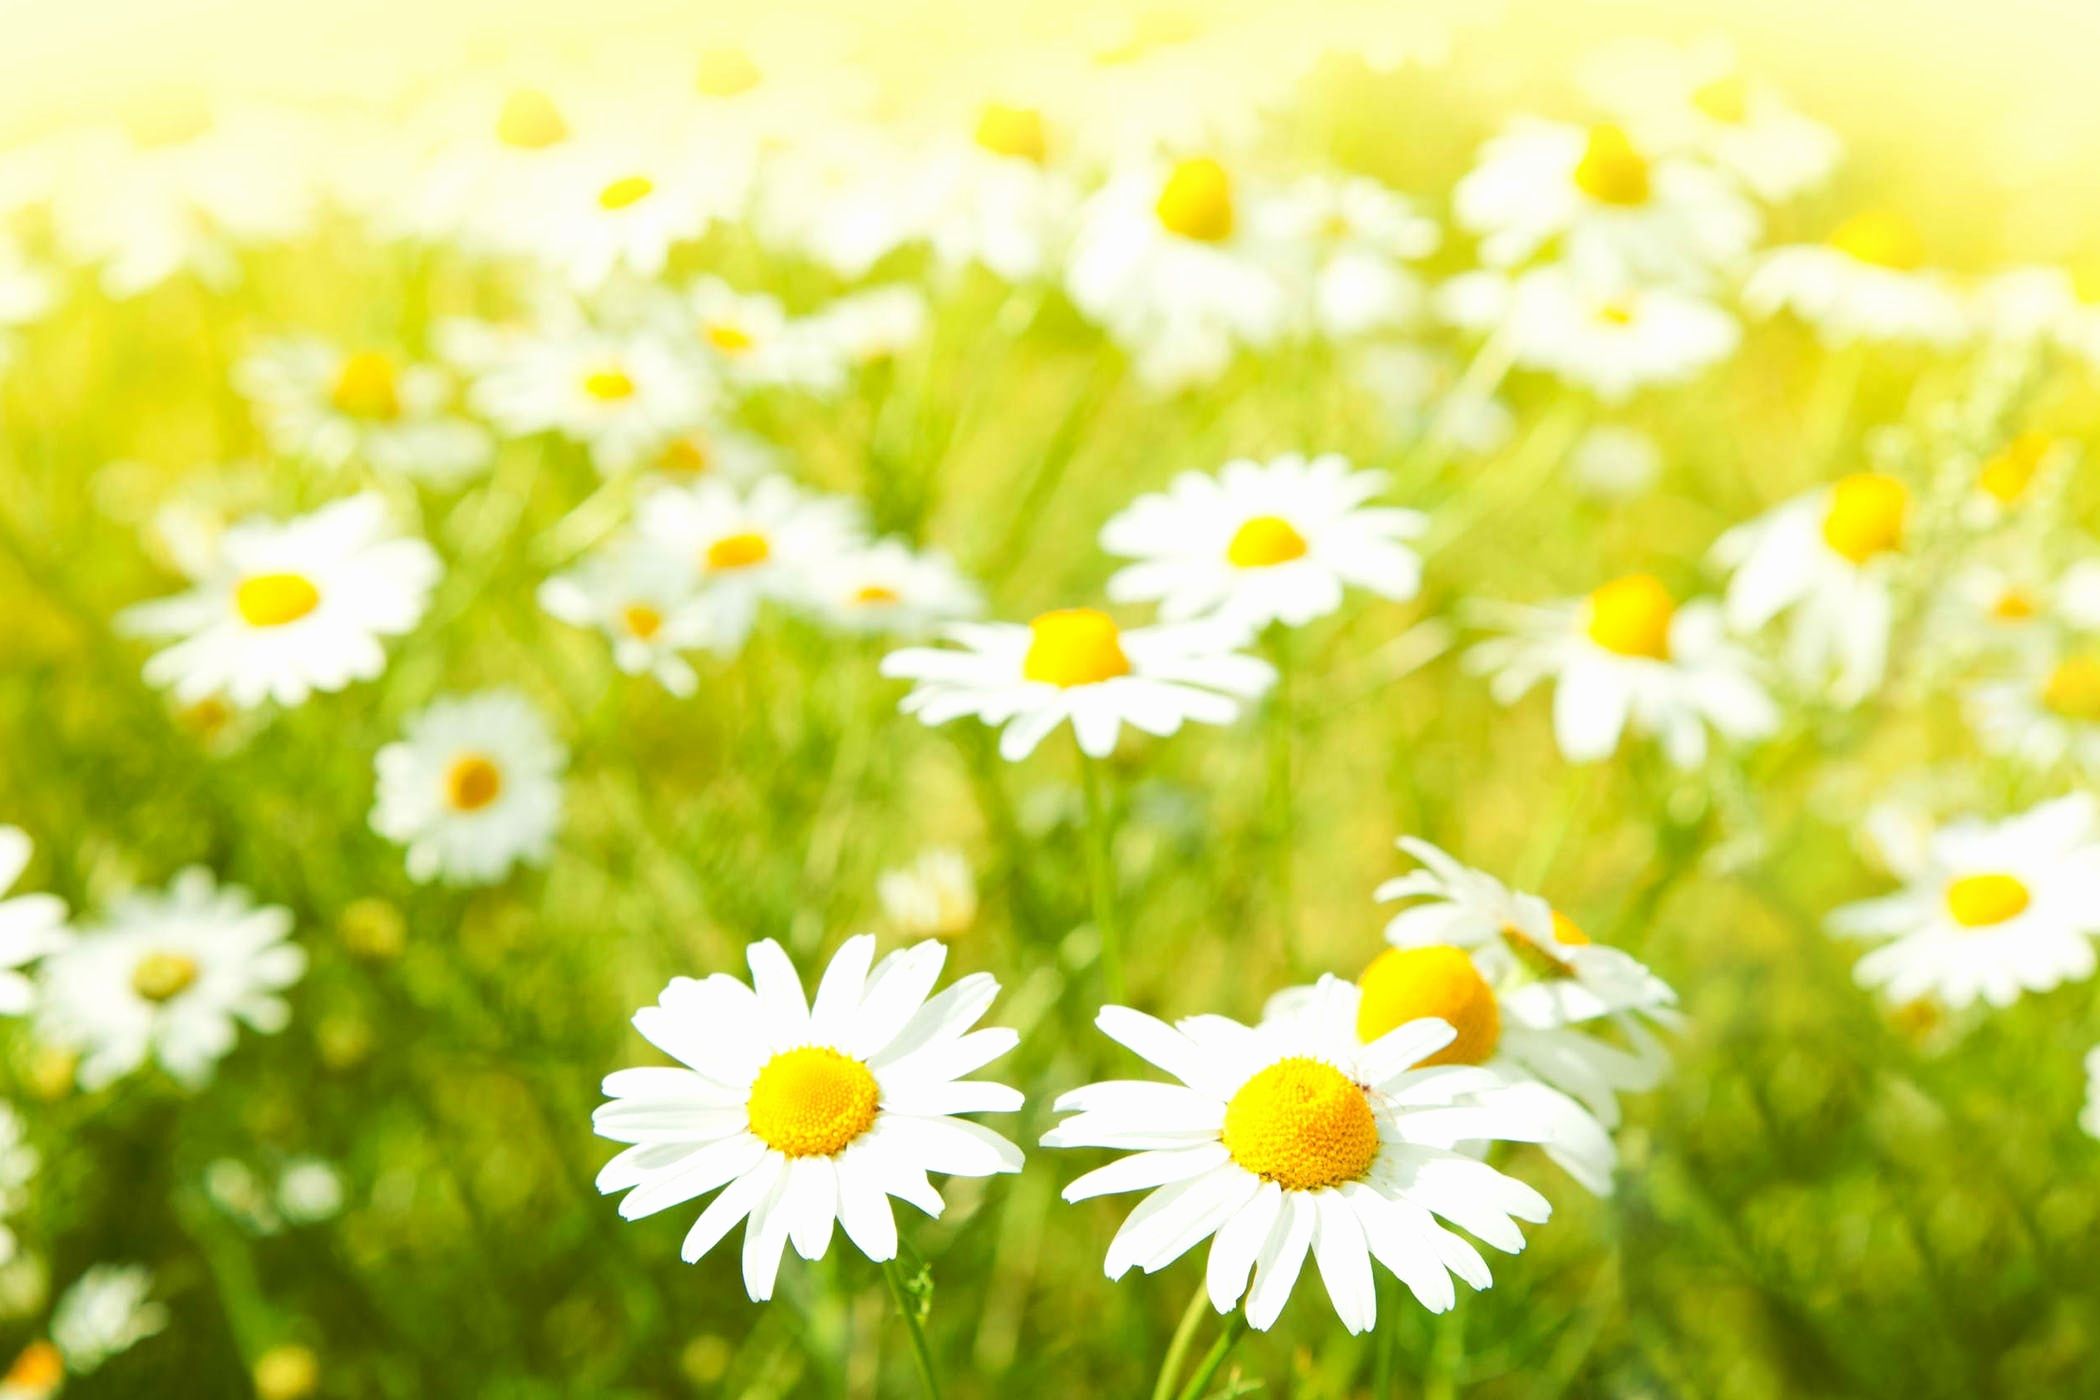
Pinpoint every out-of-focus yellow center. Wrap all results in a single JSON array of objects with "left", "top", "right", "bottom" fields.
[
  {"left": 696, "top": 48, "right": 763, "bottom": 98},
  {"left": 1021, "top": 608, "right": 1131, "bottom": 687},
  {"left": 1225, "top": 515, "right": 1309, "bottom": 568},
  {"left": 1571, "top": 123, "right": 1651, "bottom": 206},
  {"left": 853, "top": 584, "right": 902, "bottom": 606},
  {"left": 704, "top": 321, "right": 755, "bottom": 354},
  {"left": 598, "top": 175, "right": 655, "bottom": 211},
  {"left": 582, "top": 367, "right": 636, "bottom": 402},
  {"left": 1978, "top": 432, "right": 2049, "bottom": 506},
  {"left": 1584, "top": 573, "right": 1675, "bottom": 660},
  {"left": 1156, "top": 158, "right": 1235, "bottom": 242},
  {"left": 1829, "top": 211, "right": 1924, "bottom": 271},
  {"left": 1690, "top": 73, "right": 1751, "bottom": 124},
  {"left": 234, "top": 572, "right": 320, "bottom": 628},
  {"left": 1595, "top": 300, "right": 1637, "bottom": 326},
  {"left": 3, "top": 1340, "right": 62, "bottom": 1392},
  {"left": 621, "top": 603, "right": 664, "bottom": 640},
  {"left": 1945, "top": 872, "right": 2030, "bottom": 928},
  {"left": 2070, "top": 256, "right": 2100, "bottom": 306},
  {"left": 1355, "top": 945, "right": 1501, "bottom": 1066},
  {"left": 496, "top": 89, "right": 569, "bottom": 149},
  {"left": 655, "top": 438, "right": 709, "bottom": 475},
  {"left": 2042, "top": 656, "right": 2100, "bottom": 721},
  {"left": 443, "top": 754, "right": 504, "bottom": 812},
  {"left": 1990, "top": 587, "right": 2039, "bottom": 623},
  {"left": 1819, "top": 472, "right": 1909, "bottom": 565},
  {"left": 706, "top": 531, "right": 771, "bottom": 571},
  {"left": 1220, "top": 1056, "right": 1379, "bottom": 1191},
  {"left": 132, "top": 950, "right": 200, "bottom": 1003},
  {"left": 330, "top": 350, "right": 402, "bottom": 421},
  {"left": 975, "top": 103, "right": 1048, "bottom": 163},
  {"left": 1505, "top": 909, "right": 1592, "bottom": 977},
  {"left": 746, "top": 1045, "right": 880, "bottom": 1157}
]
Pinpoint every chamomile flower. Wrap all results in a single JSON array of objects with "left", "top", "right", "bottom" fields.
[
  {"left": 521, "top": 140, "right": 747, "bottom": 289},
  {"left": 1968, "top": 651, "right": 2100, "bottom": 778},
  {"left": 1100, "top": 453, "right": 1427, "bottom": 630},
  {"left": 1713, "top": 472, "right": 1912, "bottom": 704},
  {"left": 877, "top": 850, "right": 978, "bottom": 940},
  {"left": 119, "top": 494, "right": 441, "bottom": 709},
  {"left": 35, "top": 869, "right": 304, "bottom": 1091},
  {"left": 1830, "top": 795, "right": 2100, "bottom": 1009},
  {"left": 637, "top": 423, "right": 779, "bottom": 483},
  {"left": 48, "top": 1265, "right": 167, "bottom": 1373},
  {"left": 465, "top": 326, "right": 710, "bottom": 473},
  {"left": 684, "top": 279, "right": 841, "bottom": 394},
  {"left": 236, "top": 338, "right": 491, "bottom": 484},
  {"left": 0, "top": 829, "right": 67, "bottom": 1017},
  {"left": 1932, "top": 560, "right": 2100, "bottom": 667},
  {"left": 1256, "top": 174, "right": 1439, "bottom": 339},
  {"left": 539, "top": 548, "right": 721, "bottom": 693},
  {"left": 905, "top": 106, "right": 1079, "bottom": 282},
  {"left": 1042, "top": 989, "right": 1554, "bottom": 1331},
  {"left": 593, "top": 935, "right": 1023, "bottom": 1300},
  {"left": 371, "top": 691, "right": 567, "bottom": 887},
  {"left": 806, "top": 540, "right": 983, "bottom": 637},
  {"left": 1468, "top": 574, "right": 1777, "bottom": 766},
  {"left": 635, "top": 476, "right": 866, "bottom": 650},
  {"left": 881, "top": 610, "right": 1273, "bottom": 760},
  {"left": 1971, "top": 263, "right": 2100, "bottom": 368},
  {"left": 1744, "top": 212, "right": 1967, "bottom": 346},
  {"left": 801, "top": 286, "right": 931, "bottom": 369}
]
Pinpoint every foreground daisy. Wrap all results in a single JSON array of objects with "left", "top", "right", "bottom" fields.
[
  {"left": 1743, "top": 212, "right": 1966, "bottom": 346},
  {"left": 1830, "top": 795, "right": 2100, "bottom": 1009},
  {"left": 1967, "top": 650, "right": 2100, "bottom": 779},
  {"left": 881, "top": 610, "right": 1273, "bottom": 760},
  {"left": 1101, "top": 454, "right": 1427, "bottom": 630},
  {"left": 0, "top": 828, "right": 67, "bottom": 1016},
  {"left": 235, "top": 338, "right": 491, "bottom": 484},
  {"left": 119, "top": 494, "right": 440, "bottom": 709},
  {"left": 1043, "top": 989, "right": 1553, "bottom": 1332},
  {"left": 539, "top": 547, "right": 721, "bottom": 693},
  {"left": 36, "top": 869, "right": 304, "bottom": 1090},
  {"left": 1468, "top": 574, "right": 1777, "bottom": 766},
  {"left": 371, "top": 691, "right": 566, "bottom": 886},
  {"left": 593, "top": 935, "right": 1023, "bottom": 1299}
]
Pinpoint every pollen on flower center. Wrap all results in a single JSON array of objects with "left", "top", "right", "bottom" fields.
[
  {"left": 976, "top": 103, "right": 1048, "bottom": 163},
  {"left": 1690, "top": 73, "right": 1751, "bottom": 124},
  {"left": 1355, "top": 945, "right": 1502, "bottom": 1065},
  {"left": 745, "top": 1045, "right": 881, "bottom": 1157},
  {"left": 1225, "top": 514, "right": 1309, "bottom": 568},
  {"left": 1820, "top": 472, "right": 1909, "bottom": 565},
  {"left": 1571, "top": 123, "right": 1651, "bottom": 206},
  {"left": 1220, "top": 1057, "right": 1380, "bottom": 1191},
  {"left": 582, "top": 367, "right": 636, "bottom": 401},
  {"left": 495, "top": 88, "right": 569, "bottom": 149},
  {"left": 1156, "top": 158, "right": 1235, "bottom": 242},
  {"left": 598, "top": 175, "right": 655, "bottom": 211},
  {"left": 131, "top": 950, "right": 200, "bottom": 1003},
  {"left": 2042, "top": 657, "right": 2100, "bottom": 721},
  {"left": 330, "top": 350, "right": 402, "bottom": 421},
  {"left": 443, "top": 753, "right": 505, "bottom": 812},
  {"left": 1978, "top": 431, "right": 2049, "bottom": 505},
  {"left": 696, "top": 47, "right": 763, "bottom": 98},
  {"left": 1584, "top": 573, "right": 1675, "bottom": 660},
  {"left": 1828, "top": 211, "right": 1924, "bottom": 271},
  {"left": 1945, "top": 872, "right": 2031, "bottom": 928},
  {"left": 234, "top": 572, "right": 321, "bottom": 628},
  {"left": 1021, "top": 608, "right": 1131, "bottom": 687},
  {"left": 621, "top": 603, "right": 664, "bottom": 640},
  {"left": 706, "top": 531, "right": 771, "bottom": 571}
]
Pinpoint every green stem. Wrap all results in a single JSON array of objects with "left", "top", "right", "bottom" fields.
[
  {"left": 1079, "top": 750, "right": 1125, "bottom": 1004},
  {"left": 1264, "top": 628, "right": 1296, "bottom": 964},
  {"left": 882, "top": 1256, "right": 942, "bottom": 1400},
  {"left": 1175, "top": 1312, "right": 1248, "bottom": 1400},
  {"left": 1152, "top": 1281, "right": 1213, "bottom": 1400}
]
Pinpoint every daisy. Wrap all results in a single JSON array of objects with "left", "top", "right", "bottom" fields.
[
  {"left": 539, "top": 547, "right": 721, "bottom": 693},
  {"left": 236, "top": 338, "right": 492, "bottom": 484},
  {"left": 48, "top": 1265, "right": 167, "bottom": 1373},
  {"left": 1042, "top": 987, "right": 1553, "bottom": 1332},
  {"left": 119, "top": 494, "right": 441, "bottom": 709},
  {"left": 464, "top": 325, "right": 711, "bottom": 473},
  {"left": 684, "top": 279, "right": 842, "bottom": 394},
  {"left": 1100, "top": 453, "right": 1427, "bottom": 630},
  {"left": 35, "top": 869, "right": 304, "bottom": 1090},
  {"left": 881, "top": 610, "right": 1274, "bottom": 760},
  {"left": 1713, "top": 472, "right": 1912, "bottom": 704},
  {"left": 1468, "top": 574, "right": 1778, "bottom": 766},
  {"left": 749, "top": 127, "right": 925, "bottom": 281},
  {"left": 517, "top": 139, "right": 746, "bottom": 290},
  {"left": 904, "top": 107, "right": 1079, "bottom": 283},
  {"left": 1830, "top": 795, "right": 2100, "bottom": 1009},
  {"left": 1257, "top": 173, "right": 1439, "bottom": 339},
  {"left": 593, "top": 935, "right": 1023, "bottom": 1300},
  {"left": 1971, "top": 262, "right": 2100, "bottom": 369},
  {"left": 877, "top": 850, "right": 978, "bottom": 941},
  {"left": 639, "top": 423, "right": 779, "bottom": 483},
  {"left": 1966, "top": 430, "right": 2068, "bottom": 520},
  {"left": 371, "top": 691, "right": 566, "bottom": 886},
  {"left": 1968, "top": 650, "right": 2100, "bottom": 777},
  {"left": 1743, "top": 212, "right": 1967, "bottom": 346},
  {"left": 1453, "top": 118, "right": 1757, "bottom": 286},
  {"left": 801, "top": 286, "right": 931, "bottom": 370},
  {"left": 1931, "top": 559, "right": 2100, "bottom": 667},
  {"left": 806, "top": 540, "right": 984, "bottom": 637},
  {"left": 0, "top": 828, "right": 67, "bottom": 1017}
]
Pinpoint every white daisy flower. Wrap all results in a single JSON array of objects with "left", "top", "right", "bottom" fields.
[
  {"left": 540, "top": 547, "right": 721, "bottom": 694},
  {"left": 1041, "top": 988, "right": 1554, "bottom": 1332},
  {"left": 1468, "top": 574, "right": 1778, "bottom": 766},
  {"left": 0, "top": 829, "right": 67, "bottom": 1018},
  {"left": 877, "top": 850, "right": 978, "bottom": 941},
  {"left": 1967, "top": 650, "right": 2100, "bottom": 777},
  {"left": 1101, "top": 453, "right": 1427, "bottom": 630},
  {"left": 1453, "top": 118, "right": 1757, "bottom": 286},
  {"left": 1713, "top": 472, "right": 1912, "bottom": 704},
  {"left": 806, "top": 540, "right": 983, "bottom": 637},
  {"left": 518, "top": 139, "right": 747, "bottom": 290},
  {"left": 1972, "top": 264, "right": 2100, "bottom": 369},
  {"left": 749, "top": 127, "right": 924, "bottom": 281},
  {"left": 593, "top": 935, "right": 1023, "bottom": 1300},
  {"left": 235, "top": 338, "right": 492, "bottom": 485},
  {"left": 801, "top": 286, "right": 931, "bottom": 370},
  {"left": 48, "top": 1264, "right": 167, "bottom": 1373},
  {"left": 637, "top": 423, "right": 780, "bottom": 484},
  {"left": 1743, "top": 212, "right": 1967, "bottom": 346},
  {"left": 371, "top": 691, "right": 566, "bottom": 887},
  {"left": 684, "top": 279, "right": 843, "bottom": 394},
  {"left": 464, "top": 324, "right": 712, "bottom": 474},
  {"left": 904, "top": 106, "right": 1079, "bottom": 283},
  {"left": 881, "top": 610, "right": 1273, "bottom": 761},
  {"left": 119, "top": 494, "right": 441, "bottom": 709},
  {"left": 1830, "top": 795, "right": 2100, "bottom": 1009},
  {"left": 1930, "top": 559, "right": 2100, "bottom": 668},
  {"left": 378, "top": 82, "right": 594, "bottom": 250},
  {"left": 35, "top": 869, "right": 304, "bottom": 1091},
  {"left": 1255, "top": 173, "right": 1439, "bottom": 339}
]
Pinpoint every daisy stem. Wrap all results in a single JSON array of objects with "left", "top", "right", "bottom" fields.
[
  {"left": 1079, "top": 751, "right": 1125, "bottom": 1005},
  {"left": 1264, "top": 626, "right": 1297, "bottom": 965},
  {"left": 1151, "top": 1281, "right": 1213, "bottom": 1400},
  {"left": 882, "top": 1255, "right": 943, "bottom": 1400},
  {"left": 1174, "top": 1312, "right": 1248, "bottom": 1400}
]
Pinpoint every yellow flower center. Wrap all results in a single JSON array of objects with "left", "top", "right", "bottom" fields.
[
  {"left": 1155, "top": 158, "right": 1235, "bottom": 242},
  {"left": 1828, "top": 211, "right": 1924, "bottom": 271},
  {"left": 4, "top": 1341, "right": 62, "bottom": 1392},
  {"left": 976, "top": 103, "right": 1048, "bottom": 163},
  {"left": 1571, "top": 123, "right": 1651, "bottom": 206},
  {"left": 621, "top": 603, "right": 664, "bottom": 640},
  {"left": 655, "top": 438, "right": 709, "bottom": 475},
  {"left": 1991, "top": 587, "right": 2039, "bottom": 623},
  {"left": 1978, "top": 431, "right": 2049, "bottom": 506},
  {"left": 1225, "top": 515, "right": 1309, "bottom": 568},
  {"left": 1820, "top": 472, "right": 1909, "bottom": 565},
  {"left": 745, "top": 1045, "right": 881, "bottom": 1157},
  {"left": 696, "top": 48, "right": 763, "bottom": 98},
  {"left": 705, "top": 531, "right": 771, "bottom": 571},
  {"left": 1021, "top": 608, "right": 1132, "bottom": 688},
  {"left": 704, "top": 321, "right": 756, "bottom": 354},
  {"left": 131, "top": 950, "right": 200, "bottom": 1003},
  {"left": 853, "top": 584, "right": 902, "bottom": 606},
  {"left": 495, "top": 88, "right": 569, "bottom": 149},
  {"left": 1220, "top": 1056, "right": 1380, "bottom": 1192},
  {"left": 1945, "top": 872, "right": 2030, "bottom": 928},
  {"left": 443, "top": 753, "right": 504, "bottom": 812},
  {"left": 2042, "top": 656, "right": 2100, "bottom": 721},
  {"left": 329, "top": 350, "right": 402, "bottom": 421},
  {"left": 1584, "top": 573, "right": 1675, "bottom": 660},
  {"left": 234, "top": 572, "right": 321, "bottom": 628},
  {"left": 598, "top": 175, "right": 655, "bottom": 211},
  {"left": 1595, "top": 300, "right": 1637, "bottom": 326},
  {"left": 1355, "top": 945, "right": 1502, "bottom": 1065},
  {"left": 1504, "top": 909, "right": 1592, "bottom": 977},
  {"left": 582, "top": 367, "right": 636, "bottom": 402}
]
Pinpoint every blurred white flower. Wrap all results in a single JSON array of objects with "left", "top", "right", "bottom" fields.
[
  {"left": 1744, "top": 212, "right": 1967, "bottom": 346},
  {"left": 1568, "top": 424, "right": 1663, "bottom": 499},
  {"left": 877, "top": 849, "right": 978, "bottom": 940},
  {"left": 1258, "top": 174, "right": 1439, "bottom": 339},
  {"left": 372, "top": 691, "right": 567, "bottom": 887},
  {"left": 540, "top": 545, "right": 722, "bottom": 693},
  {"left": 236, "top": 338, "right": 491, "bottom": 484},
  {"left": 463, "top": 322, "right": 711, "bottom": 474},
  {"left": 1967, "top": 650, "right": 2100, "bottom": 778},
  {"left": 0, "top": 829, "right": 68, "bottom": 1018},
  {"left": 49, "top": 1265, "right": 167, "bottom": 1373},
  {"left": 806, "top": 540, "right": 983, "bottom": 637}
]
